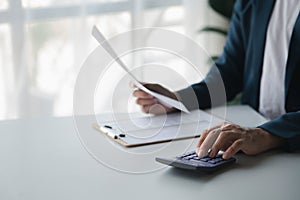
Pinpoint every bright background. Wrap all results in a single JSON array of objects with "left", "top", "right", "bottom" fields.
[{"left": 0, "top": 0, "right": 230, "bottom": 120}]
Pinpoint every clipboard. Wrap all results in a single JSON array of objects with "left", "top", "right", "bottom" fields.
[{"left": 93, "top": 110, "right": 224, "bottom": 147}]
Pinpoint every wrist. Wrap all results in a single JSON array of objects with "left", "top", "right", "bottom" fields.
[{"left": 258, "top": 128, "right": 286, "bottom": 150}]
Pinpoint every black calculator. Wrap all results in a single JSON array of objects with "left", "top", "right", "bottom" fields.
[{"left": 155, "top": 151, "right": 236, "bottom": 172}]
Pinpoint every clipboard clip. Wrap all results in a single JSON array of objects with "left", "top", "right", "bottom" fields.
[{"left": 100, "top": 125, "right": 126, "bottom": 139}]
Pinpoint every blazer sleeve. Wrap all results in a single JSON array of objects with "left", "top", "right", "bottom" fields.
[
  {"left": 258, "top": 111, "right": 300, "bottom": 151},
  {"left": 178, "top": 0, "right": 247, "bottom": 110}
]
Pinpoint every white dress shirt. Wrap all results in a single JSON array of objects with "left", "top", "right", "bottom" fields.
[{"left": 259, "top": 0, "right": 300, "bottom": 120}]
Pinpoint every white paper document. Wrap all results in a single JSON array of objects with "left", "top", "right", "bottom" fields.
[
  {"left": 95, "top": 109, "right": 222, "bottom": 147},
  {"left": 92, "top": 25, "right": 189, "bottom": 113}
]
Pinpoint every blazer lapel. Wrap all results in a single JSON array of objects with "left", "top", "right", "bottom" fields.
[{"left": 285, "top": 13, "right": 300, "bottom": 96}]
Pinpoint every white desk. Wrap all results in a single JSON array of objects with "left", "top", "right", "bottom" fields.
[{"left": 1, "top": 110, "right": 300, "bottom": 200}]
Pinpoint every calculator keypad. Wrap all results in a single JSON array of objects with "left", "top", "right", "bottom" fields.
[
  {"left": 176, "top": 151, "right": 227, "bottom": 166},
  {"left": 155, "top": 151, "right": 236, "bottom": 171}
]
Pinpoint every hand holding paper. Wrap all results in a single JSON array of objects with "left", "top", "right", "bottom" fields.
[{"left": 92, "top": 25, "right": 189, "bottom": 113}]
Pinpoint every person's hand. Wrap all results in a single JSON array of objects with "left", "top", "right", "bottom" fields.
[
  {"left": 132, "top": 83, "right": 179, "bottom": 115},
  {"left": 196, "top": 123, "right": 286, "bottom": 159}
]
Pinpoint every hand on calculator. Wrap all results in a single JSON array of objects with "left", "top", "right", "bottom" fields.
[{"left": 196, "top": 123, "right": 286, "bottom": 159}]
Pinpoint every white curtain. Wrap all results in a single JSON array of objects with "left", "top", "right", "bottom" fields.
[{"left": 0, "top": 0, "right": 229, "bottom": 120}]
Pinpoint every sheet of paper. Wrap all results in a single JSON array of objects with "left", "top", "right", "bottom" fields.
[
  {"left": 133, "top": 81, "right": 190, "bottom": 113},
  {"left": 107, "top": 110, "right": 205, "bottom": 132},
  {"left": 92, "top": 25, "right": 189, "bottom": 113},
  {"left": 96, "top": 109, "right": 224, "bottom": 146}
]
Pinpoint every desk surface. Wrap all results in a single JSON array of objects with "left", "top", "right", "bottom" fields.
[{"left": 1, "top": 112, "right": 300, "bottom": 200}]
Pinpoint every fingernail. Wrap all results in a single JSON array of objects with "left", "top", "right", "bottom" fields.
[{"left": 197, "top": 149, "right": 206, "bottom": 158}]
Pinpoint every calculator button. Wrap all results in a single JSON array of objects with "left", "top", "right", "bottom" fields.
[
  {"left": 186, "top": 151, "right": 195, "bottom": 155},
  {"left": 200, "top": 157, "right": 211, "bottom": 162},
  {"left": 181, "top": 152, "right": 193, "bottom": 157},
  {"left": 177, "top": 154, "right": 187, "bottom": 159},
  {"left": 182, "top": 156, "right": 193, "bottom": 160},
  {"left": 177, "top": 152, "right": 196, "bottom": 158},
  {"left": 208, "top": 160, "right": 217, "bottom": 164},
  {"left": 214, "top": 158, "right": 223, "bottom": 163},
  {"left": 176, "top": 155, "right": 185, "bottom": 159},
  {"left": 184, "top": 155, "right": 194, "bottom": 160}
]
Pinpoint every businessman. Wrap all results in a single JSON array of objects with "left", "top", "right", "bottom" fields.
[{"left": 133, "top": 0, "right": 300, "bottom": 159}]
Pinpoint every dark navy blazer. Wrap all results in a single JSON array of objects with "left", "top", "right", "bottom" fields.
[{"left": 179, "top": 0, "right": 300, "bottom": 150}]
